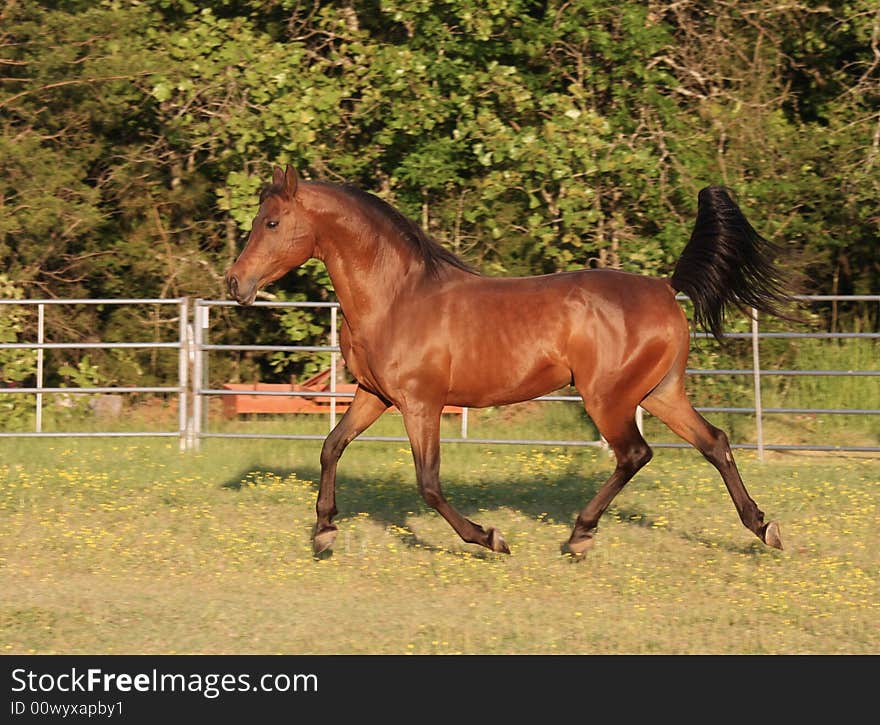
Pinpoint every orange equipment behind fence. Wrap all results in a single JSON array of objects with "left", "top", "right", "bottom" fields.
[{"left": 222, "top": 368, "right": 462, "bottom": 418}]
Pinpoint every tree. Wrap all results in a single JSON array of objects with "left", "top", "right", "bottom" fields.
[{"left": 0, "top": 0, "right": 876, "bottom": 390}]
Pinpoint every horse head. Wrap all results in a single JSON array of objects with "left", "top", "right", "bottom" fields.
[{"left": 225, "top": 165, "right": 317, "bottom": 305}]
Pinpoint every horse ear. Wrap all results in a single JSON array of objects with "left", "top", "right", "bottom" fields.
[
  {"left": 272, "top": 166, "right": 285, "bottom": 188},
  {"left": 283, "top": 165, "right": 299, "bottom": 197}
]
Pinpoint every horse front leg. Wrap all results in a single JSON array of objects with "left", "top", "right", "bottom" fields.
[
  {"left": 314, "top": 386, "right": 388, "bottom": 554},
  {"left": 401, "top": 407, "right": 510, "bottom": 554}
]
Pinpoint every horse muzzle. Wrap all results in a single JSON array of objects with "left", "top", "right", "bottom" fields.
[{"left": 225, "top": 271, "right": 258, "bottom": 306}]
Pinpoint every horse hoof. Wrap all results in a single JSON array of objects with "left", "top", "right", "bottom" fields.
[
  {"left": 313, "top": 526, "right": 338, "bottom": 555},
  {"left": 565, "top": 537, "right": 594, "bottom": 557},
  {"left": 487, "top": 528, "right": 511, "bottom": 554},
  {"left": 763, "top": 521, "right": 783, "bottom": 550}
]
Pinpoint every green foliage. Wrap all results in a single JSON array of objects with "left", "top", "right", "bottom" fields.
[
  {"left": 21, "top": 354, "right": 108, "bottom": 428},
  {"left": 1, "top": 0, "right": 877, "bottom": 384},
  {"left": 268, "top": 289, "right": 332, "bottom": 381},
  {"left": 56, "top": 355, "right": 101, "bottom": 388},
  {"left": 0, "top": 276, "right": 37, "bottom": 429}
]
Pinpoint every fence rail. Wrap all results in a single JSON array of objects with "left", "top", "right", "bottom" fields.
[
  {"left": 0, "top": 298, "right": 189, "bottom": 448},
  {"left": 0, "top": 295, "right": 877, "bottom": 455}
]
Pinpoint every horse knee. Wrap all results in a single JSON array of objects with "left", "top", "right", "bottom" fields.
[
  {"left": 618, "top": 440, "right": 652, "bottom": 475},
  {"left": 633, "top": 442, "right": 653, "bottom": 470},
  {"left": 320, "top": 437, "right": 345, "bottom": 469},
  {"left": 419, "top": 485, "right": 443, "bottom": 509}
]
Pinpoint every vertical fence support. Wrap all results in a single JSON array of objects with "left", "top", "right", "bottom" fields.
[
  {"left": 200, "top": 304, "right": 210, "bottom": 436},
  {"left": 751, "top": 307, "right": 764, "bottom": 461},
  {"left": 192, "top": 300, "right": 204, "bottom": 452},
  {"left": 330, "top": 305, "right": 338, "bottom": 432},
  {"left": 461, "top": 407, "right": 469, "bottom": 438},
  {"left": 178, "top": 298, "right": 189, "bottom": 451},
  {"left": 35, "top": 303, "right": 44, "bottom": 433},
  {"left": 186, "top": 318, "right": 195, "bottom": 450}
]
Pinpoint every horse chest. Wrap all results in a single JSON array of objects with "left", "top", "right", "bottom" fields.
[
  {"left": 338, "top": 322, "right": 393, "bottom": 394},
  {"left": 339, "top": 324, "right": 368, "bottom": 379}
]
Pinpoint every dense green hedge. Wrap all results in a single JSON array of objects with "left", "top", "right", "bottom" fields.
[{"left": 1, "top": 1, "right": 877, "bottom": 385}]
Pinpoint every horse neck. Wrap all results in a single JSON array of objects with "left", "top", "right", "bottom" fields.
[{"left": 303, "top": 184, "right": 431, "bottom": 328}]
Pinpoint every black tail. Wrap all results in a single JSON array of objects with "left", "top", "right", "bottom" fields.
[{"left": 670, "top": 186, "right": 792, "bottom": 341}]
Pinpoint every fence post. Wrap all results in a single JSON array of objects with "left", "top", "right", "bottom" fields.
[
  {"left": 192, "top": 300, "right": 204, "bottom": 452},
  {"left": 461, "top": 407, "right": 468, "bottom": 438},
  {"left": 178, "top": 298, "right": 189, "bottom": 451},
  {"left": 751, "top": 307, "right": 764, "bottom": 461},
  {"left": 36, "top": 303, "right": 44, "bottom": 433},
  {"left": 200, "top": 303, "right": 210, "bottom": 435},
  {"left": 186, "top": 318, "right": 196, "bottom": 450}
]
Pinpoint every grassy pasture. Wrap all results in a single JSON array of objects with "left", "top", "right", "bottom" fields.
[{"left": 0, "top": 435, "right": 876, "bottom": 655}]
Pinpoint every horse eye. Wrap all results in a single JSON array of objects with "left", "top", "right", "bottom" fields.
[{"left": 266, "top": 220, "right": 279, "bottom": 229}]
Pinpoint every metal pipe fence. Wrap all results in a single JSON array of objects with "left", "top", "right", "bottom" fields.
[
  {"left": 192, "top": 295, "right": 879, "bottom": 455},
  {"left": 0, "top": 298, "right": 190, "bottom": 449},
  {"left": 0, "top": 295, "right": 877, "bottom": 454}
]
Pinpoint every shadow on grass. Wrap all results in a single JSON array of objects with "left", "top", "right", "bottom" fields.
[
  {"left": 221, "top": 463, "right": 611, "bottom": 553},
  {"left": 220, "top": 462, "right": 766, "bottom": 557}
]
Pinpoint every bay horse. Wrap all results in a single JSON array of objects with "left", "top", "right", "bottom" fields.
[{"left": 226, "top": 165, "right": 788, "bottom": 556}]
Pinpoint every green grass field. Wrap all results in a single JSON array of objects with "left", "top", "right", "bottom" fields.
[{"left": 1, "top": 434, "right": 876, "bottom": 655}]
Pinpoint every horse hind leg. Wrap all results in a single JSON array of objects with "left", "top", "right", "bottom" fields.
[
  {"left": 641, "top": 379, "right": 783, "bottom": 550},
  {"left": 567, "top": 406, "right": 653, "bottom": 555}
]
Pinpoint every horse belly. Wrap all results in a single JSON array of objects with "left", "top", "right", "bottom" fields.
[{"left": 446, "top": 334, "right": 572, "bottom": 408}]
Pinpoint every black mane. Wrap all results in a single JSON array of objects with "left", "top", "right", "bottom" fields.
[
  {"left": 338, "top": 184, "right": 477, "bottom": 277},
  {"left": 259, "top": 180, "right": 477, "bottom": 276}
]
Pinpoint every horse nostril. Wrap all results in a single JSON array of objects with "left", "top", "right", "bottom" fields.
[{"left": 227, "top": 273, "right": 238, "bottom": 298}]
